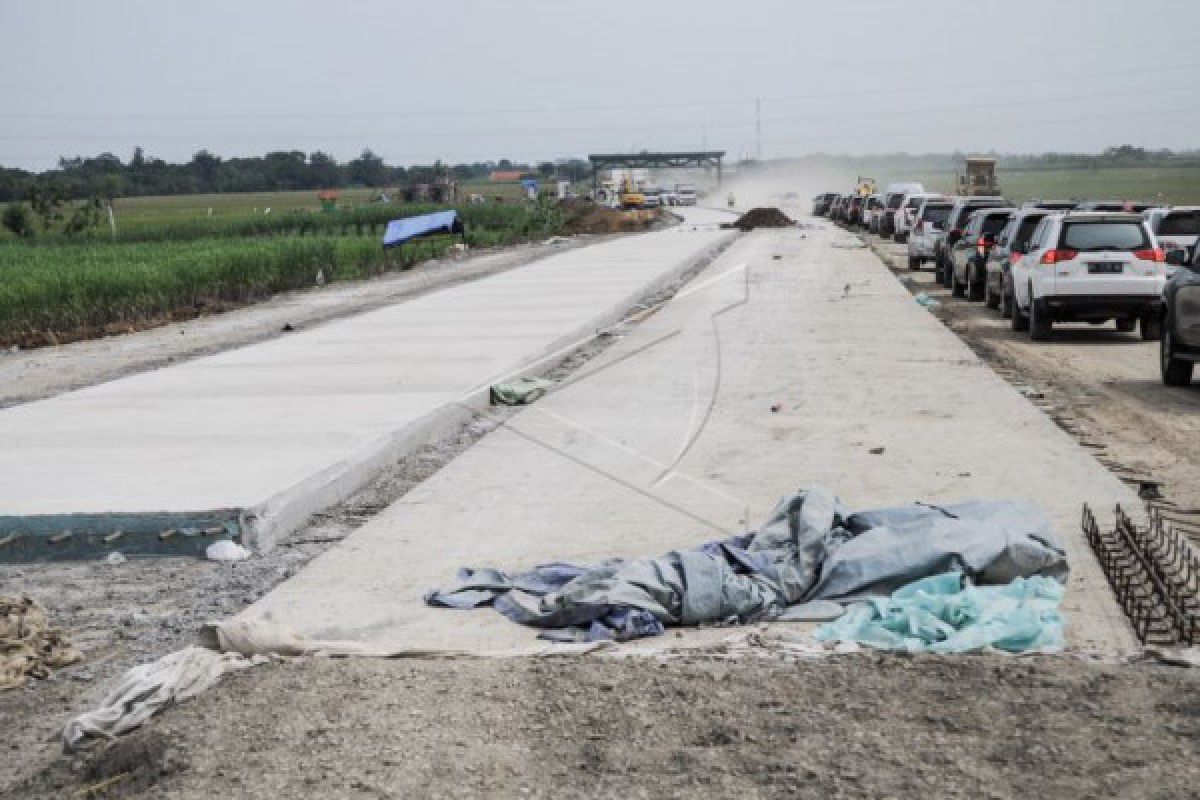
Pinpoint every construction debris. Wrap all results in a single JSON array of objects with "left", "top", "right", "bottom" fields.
[
  {"left": 1, "top": 594, "right": 81, "bottom": 691},
  {"left": 490, "top": 378, "right": 553, "bottom": 406},
  {"left": 724, "top": 207, "right": 794, "bottom": 231},
  {"left": 1084, "top": 503, "right": 1199, "bottom": 645}
]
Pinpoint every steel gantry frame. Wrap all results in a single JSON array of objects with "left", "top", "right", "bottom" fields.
[{"left": 588, "top": 151, "right": 726, "bottom": 188}]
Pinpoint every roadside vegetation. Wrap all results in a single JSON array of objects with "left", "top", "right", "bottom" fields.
[{"left": 0, "top": 201, "right": 564, "bottom": 347}]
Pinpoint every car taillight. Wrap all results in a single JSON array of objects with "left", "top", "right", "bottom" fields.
[
  {"left": 1133, "top": 248, "right": 1165, "bottom": 262},
  {"left": 1010, "top": 252, "right": 1022, "bottom": 264},
  {"left": 1039, "top": 248, "right": 1079, "bottom": 265}
]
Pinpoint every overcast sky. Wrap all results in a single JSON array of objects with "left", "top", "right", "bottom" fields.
[{"left": 2, "top": 0, "right": 1199, "bottom": 170}]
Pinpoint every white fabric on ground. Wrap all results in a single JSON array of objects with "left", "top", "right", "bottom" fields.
[{"left": 62, "top": 646, "right": 264, "bottom": 750}]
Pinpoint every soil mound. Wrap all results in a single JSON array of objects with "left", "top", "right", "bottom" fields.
[
  {"left": 560, "top": 199, "right": 660, "bottom": 235},
  {"left": 728, "top": 207, "right": 794, "bottom": 230}
]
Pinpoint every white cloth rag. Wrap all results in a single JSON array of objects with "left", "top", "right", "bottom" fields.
[{"left": 62, "top": 646, "right": 264, "bottom": 750}]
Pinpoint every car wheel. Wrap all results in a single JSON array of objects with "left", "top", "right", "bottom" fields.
[
  {"left": 1162, "top": 327, "right": 1195, "bottom": 386},
  {"left": 985, "top": 278, "right": 1000, "bottom": 309},
  {"left": 1029, "top": 296, "right": 1052, "bottom": 341},
  {"left": 952, "top": 267, "right": 966, "bottom": 297},
  {"left": 967, "top": 263, "right": 985, "bottom": 302},
  {"left": 907, "top": 256, "right": 920, "bottom": 270},
  {"left": 1140, "top": 310, "right": 1163, "bottom": 341},
  {"left": 1115, "top": 317, "right": 1136, "bottom": 333},
  {"left": 1011, "top": 295, "right": 1029, "bottom": 331},
  {"left": 1000, "top": 287, "right": 1013, "bottom": 319}
]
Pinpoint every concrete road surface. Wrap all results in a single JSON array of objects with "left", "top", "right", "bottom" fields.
[
  {"left": 0, "top": 208, "right": 734, "bottom": 552},
  {"left": 240, "top": 219, "right": 1138, "bottom": 656}
]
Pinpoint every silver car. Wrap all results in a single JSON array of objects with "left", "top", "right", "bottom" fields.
[
  {"left": 894, "top": 192, "right": 946, "bottom": 244},
  {"left": 906, "top": 198, "right": 954, "bottom": 269}
]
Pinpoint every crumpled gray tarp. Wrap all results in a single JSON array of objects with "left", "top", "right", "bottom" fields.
[{"left": 425, "top": 486, "right": 1068, "bottom": 642}]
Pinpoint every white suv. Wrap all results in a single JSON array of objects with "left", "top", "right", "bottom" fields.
[
  {"left": 894, "top": 192, "right": 945, "bottom": 244},
  {"left": 1010, "top": 212, "right": 1166, "bottom": 341},
  {"left": 906, "top": 197, "right": 954, "bottom": 270}
]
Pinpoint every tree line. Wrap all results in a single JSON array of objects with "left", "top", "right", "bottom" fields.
[{"left": 0, "top": 148, "right": 593, "bottom": 204}]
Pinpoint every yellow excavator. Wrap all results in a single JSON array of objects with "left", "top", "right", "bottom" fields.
[{"left": 618, "top": 176, "right": 645, "bottom": 210}]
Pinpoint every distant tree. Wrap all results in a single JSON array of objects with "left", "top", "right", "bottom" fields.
[
  {"left": 1, "top": 202, "right": 33, "bottom": 237},
  {"left": 346, "top": 149, "right": 387, "bottom": 187},
  {"left": 537, "top": 161, "right": 556, "bottom": 180},
  {"left": 189, "top": 150, "right": 222, "bottom": 193}
]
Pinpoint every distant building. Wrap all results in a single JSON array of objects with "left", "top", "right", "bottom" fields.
[{"left": 489, "top": 170, "right": 527, "bottom": 182}]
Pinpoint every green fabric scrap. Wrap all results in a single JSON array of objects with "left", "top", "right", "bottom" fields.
[
  {"left": 814, "top": 571, "right": 1065, "bottom": 654},
  {"left": 490, "top": 378, "right": 554, "bottom": 406}
]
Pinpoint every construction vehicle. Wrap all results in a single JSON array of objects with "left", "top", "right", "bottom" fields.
[
  {"left": 956, "top": 157, "right": 1001, "bottom": 196},
  {"left": 618, "top": 175, "right": 645, "bottom": 210}
]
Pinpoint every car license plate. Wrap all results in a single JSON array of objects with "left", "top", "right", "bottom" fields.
[{"left": 1088, "top": 262, "right": 1124, "bottom": 274}]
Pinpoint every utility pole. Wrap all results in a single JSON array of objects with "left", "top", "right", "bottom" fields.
[{"left": 755, "top": 98, "right": 762, "bottom": 161}]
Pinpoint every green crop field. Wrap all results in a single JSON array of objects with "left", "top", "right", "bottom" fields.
[
  {"left": 0, "top": 198, "right": 563, "bottom": 347},
  {"left": 834, "top": 164, "right": 1200, "bottom": 205}
]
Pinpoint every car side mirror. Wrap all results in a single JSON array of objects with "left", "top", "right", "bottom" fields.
[{"left": 1166, "top": 249, "right": 1188, "bottom": 266}]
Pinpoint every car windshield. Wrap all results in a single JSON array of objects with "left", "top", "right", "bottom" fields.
[
  {"left": 905, "top": 197, "right": 927, "bottom": 209},
  {"left": 922, "top": 206, "right": 952, "bottom": 227},
  {"left": 981, "top": 215, "right": 1012, "bottom": 236},
  {"left": 1158, "top": 211, "right": 1200, "bottom": 236},
  {"left": 887, "top": 195, "right": 904, "bottom": 209},
  {"left": 1060, "top": 221, "right": 1150, "bottom": 251}
]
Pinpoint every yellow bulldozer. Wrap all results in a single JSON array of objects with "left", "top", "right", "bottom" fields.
[{"left": 618, "top": 176, "right": 645, "bottom": 210}]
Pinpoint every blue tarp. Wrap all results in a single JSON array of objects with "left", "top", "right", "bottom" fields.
[
  {"left": 382, "top": 210, "right": 462, "bottom": 249},
  {"left": 425, "top": 487, "right": 1069, "bottom": 646}
]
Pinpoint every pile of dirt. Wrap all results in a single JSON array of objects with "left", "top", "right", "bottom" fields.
[
  {"left": 560, "top": 199, "right": 660, "bottom": 235},
  {"left": 727, "top": 207, "right": 795, "bottom": 231}
]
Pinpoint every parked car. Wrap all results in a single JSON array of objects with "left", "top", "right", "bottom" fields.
[
  {"left": 907, "top": 198, "right": 954, "bottom": 270},
  {"left": 894, "top": 192, "right": 944, "bottom": 244},
  {"left": 846, "top": 195, "right": 864, "bottom": 226},
  {"left": 864, "top": 194, "right": 884, "bottom": 233},
  {"left": 1074, "top": 200, "right": 1153, "bottom": 213},
  {"left": 1161, "top": 245, "right": 1200, "bottom": 386},
  {"left": 676, "top": 184, "right": 698, "bottom": 206},
  {"left": 812, "top": 192, "right": 837, "bottom": 216},
  {"left": 641, "top": 188, "right": 661, "bottom": 209},
  {"left": 934, "top": 196, "right": 1010, "bottom": 287},
  {"left": 1143, "top": 206, "right": 1200, "bottom": 272},
  {"left": 879, "top": 183, "right": 924, "bottom": 238},
  {"left": 949, "top": 207, "right": 1015, "bottom": 300},
  {"left": 1009, "top": 212, "right": 1166, "bottom": 341},
  {"left": 987, "top": 208, "right": 1052, "bottom": 317}
]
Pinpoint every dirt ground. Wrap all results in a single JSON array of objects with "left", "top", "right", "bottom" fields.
[
  {"left": 9, "top": 649, "right": 1200, "bottom": 799},
  {"left": 862, "top": 232, "right": 1200, "bottom": 523}
]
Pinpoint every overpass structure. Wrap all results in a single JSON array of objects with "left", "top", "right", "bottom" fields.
[{"left": 588, "top": 151, "right": 726, "bottom": 188}]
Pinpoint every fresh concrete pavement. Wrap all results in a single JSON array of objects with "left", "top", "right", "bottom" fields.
[
  {"left": 0, "top": 208, "right": 734, "bottom": 553},
  {"left": 240, "top": 218, "right": 1139, "bottom": 656}
]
